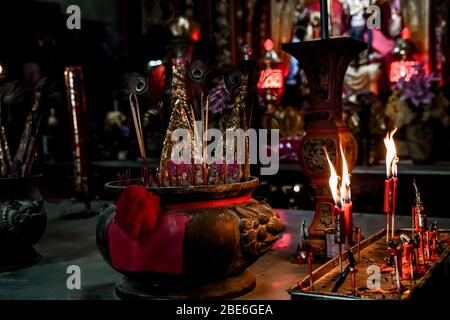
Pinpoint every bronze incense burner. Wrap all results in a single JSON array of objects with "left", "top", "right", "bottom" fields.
[{"left": 96, "top": 177, "right": 283, "bottom": 299}]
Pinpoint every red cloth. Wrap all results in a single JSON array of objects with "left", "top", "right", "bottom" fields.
[
  {"left": 108, "top": 212, "right": 189, "bottom": 274},
  {"left": 108, "top": 195, "right": 252, "bottom": 274}
]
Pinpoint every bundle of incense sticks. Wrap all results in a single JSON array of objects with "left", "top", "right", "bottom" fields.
[{"left": 117, "top": 160, "right": 242, "bottom": 188}]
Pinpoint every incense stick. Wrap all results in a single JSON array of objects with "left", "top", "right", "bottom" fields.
[
  {"left": 129, "top": 93, "right": 146, "bottom": 161},
  {"left": 308, "top": 256, "right": 314, "bottom": 291},
  {"left": 351, "top": 268, "right": 356, "bottom": 296},
  {"left": 357, "top": 228, "right": 361, "bottom": 263},
  {"left": 394, "top": 255, "right": 401, "bottom": 294}
]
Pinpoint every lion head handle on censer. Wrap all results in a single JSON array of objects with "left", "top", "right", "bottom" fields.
[{"left": 237, "top": 201, "right": 284, "bottom": 258}]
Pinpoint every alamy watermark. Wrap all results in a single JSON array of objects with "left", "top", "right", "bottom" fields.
[
  {"left": 66, "top": 265, "right": 81, "bottom": 290},
  {"left": 366, "top": 5, "right": 381, "bottom": 30},
  {"left": 66, "top": 5, "right": 81, "bottom": 30}
]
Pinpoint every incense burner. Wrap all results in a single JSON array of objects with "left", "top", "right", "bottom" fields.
[
  {"left": 0, "top": 176, "right": 47, "bottom": 272},
  {"left": 96, "top": 177, "right": 283, "bottom": 299}
]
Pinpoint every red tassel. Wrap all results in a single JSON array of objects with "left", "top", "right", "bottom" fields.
[{"left": 115, "top": 185, "right": 161, "bottom": 240}]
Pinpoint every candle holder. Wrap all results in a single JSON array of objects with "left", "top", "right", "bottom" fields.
[{"left": 282, "top": 37, "right": 366, "bottom": 255}]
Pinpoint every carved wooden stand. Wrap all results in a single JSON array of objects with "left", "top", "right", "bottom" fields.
[{"left": 282, "top": 37, "right": 366, "bottom": 255}]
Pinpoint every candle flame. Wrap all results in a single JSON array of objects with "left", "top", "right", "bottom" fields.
[
  {"left": 384, "top": 128, "right": 398, "bottom": 178},
  {"left": 324, "top": 142, "right": 352, "bottom": 206},
  {"left": 324, "top": 147, "right": 341, "bottom": 207},
  {"left": 340, "top": 143, "right": 351, "bottom": 203}
]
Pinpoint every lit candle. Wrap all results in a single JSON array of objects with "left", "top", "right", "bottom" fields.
[
  {"left": 340, "top": 143, "right": 353, "bottom": 245},
  {"left": 324, "top": 145, "right": 352, "bottom": 272},
  {"left": 384, "top": 129, "right": 398, "bottom": 241},
  {"left": 384, "top": 178, "right": 393, "bottom": 242}
]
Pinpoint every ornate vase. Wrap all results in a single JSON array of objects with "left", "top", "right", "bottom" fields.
[
  {"left": 96, "top": 177, "right": 283, "bottom": 299},
  {"left": 0, "top": 176, "right": 47, "bottom": 271},
  {"left": 282, "top": 38, "right": 366, "bottom": 255}
]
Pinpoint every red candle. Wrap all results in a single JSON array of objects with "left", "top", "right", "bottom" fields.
[
  {"left": 384, "top": 178, "right": 393, "bottom": 241},
  {"left": 384, "top": 178, "right": 393, "bottom": 213},
  {"left": 414, "top": 206, "right": 426, "bottom": 233},
  {"left": 391, "top": 176, "right": 398, "bottom": 238},
  {"left": 333, "top": 205, "right": 346, "bottom": 245},
  {"left": 403, "top": 241, "right": 414, "bottom": 281},
  {"left": 343, "top": 202, "right": 353, "bottom": 244}
]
